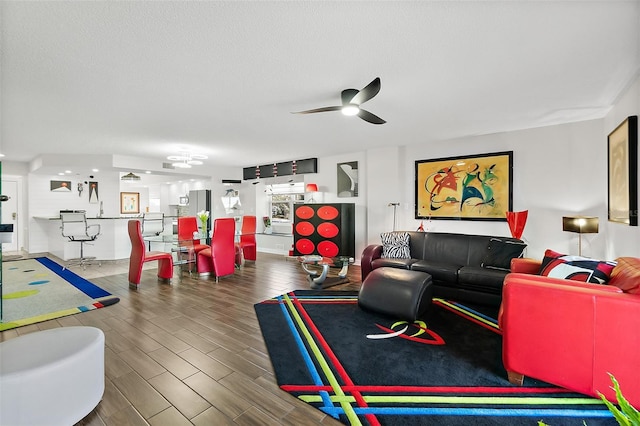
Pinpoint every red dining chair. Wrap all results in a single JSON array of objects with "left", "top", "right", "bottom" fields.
[
  {"left": 197, "top": 218, "right": 236, "bottom": 281},
  {"left": 177, "top": 216, "right": 210, "bottom": 259},
  {"left": 237, "top": 215, "right": 257, "bottom": 262},
  {"left": 127, "top": 220, "right": 173, "bottom": 288}
]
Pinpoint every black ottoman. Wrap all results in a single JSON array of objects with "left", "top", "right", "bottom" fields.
[{"left": 358, "top": 267, "right": 433, "bottom": 321}]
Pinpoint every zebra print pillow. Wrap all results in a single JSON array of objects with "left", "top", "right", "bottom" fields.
[{"left": 381, "top": 232, "right": 411, "bottom": 259}]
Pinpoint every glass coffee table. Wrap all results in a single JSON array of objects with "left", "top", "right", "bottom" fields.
[{"left": 297, "top": 255, "right": 355, "bottom": 289}]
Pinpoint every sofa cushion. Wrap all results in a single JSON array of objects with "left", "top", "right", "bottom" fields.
[
  {"left": 481, "top": 238, "right": 527, "bottom": 271},
  {"left": 608, "top": 257, "right": 640, "bottom": 294},
  {"left": 411, "top": 260, "right": 460, "bottom": 284},
  {"left": 457, "top": 266, "right": 509, "bottom": 294},
  {"left": 381, "top": 232, "right": 411, "bottom": 259},
  {"left": 372, "top": 257, "right": 416, "bottom": 270},
  {"left": 539, "top": 249, "right": 617, "bottom": 284}
]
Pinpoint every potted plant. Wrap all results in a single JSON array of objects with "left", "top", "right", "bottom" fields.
[
  {"left": 197, "top": 210, "right": 210, "bottom": 238},
  {"left": 263, "top": 216, "right": 272, "bottom": 234},
  {"left": 538, "top": 374, "right": 639, "bottom": 426}
]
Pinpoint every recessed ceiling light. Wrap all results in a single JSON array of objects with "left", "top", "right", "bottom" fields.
[
  {"left": 58, "top": 172, "right": 65, "bottom": 176},
  {"left": 65, "top": 170, "right": 72, "bottom": 174},
  {"left": 145, "top": 171, "right": 151, "bottom": 174},
  {"left": 92, "top": 168, "right": 99, "bottom": 172}
]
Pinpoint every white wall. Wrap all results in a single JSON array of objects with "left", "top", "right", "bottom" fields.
[
  {"left": 400, "top": 119, "right": 606, "bottom": 259},
  {"left": 27, "top": 171, "right": 122, "bottom": 253},
  {"left": 356, "top": 73, "right": 640, "bottom": 261}
]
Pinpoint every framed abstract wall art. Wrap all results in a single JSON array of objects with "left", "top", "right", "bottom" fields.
[
  {"left": 50, "top": 180, "right": 71, "bottom": 192},
  {"left": 608, "top": 115, "right": 638, "bottom": 226},
  {"left": 120, "top": 192, "right": 140, "bottom": 214},
  {"left": 89, "top": 181, "right": 99, "bottom": 203},
  {"left": 415, "top": 151, "right": 513, "bottom": 221},
  {"left": 337, "top": 161, "right": 358, "bottom": 197}
]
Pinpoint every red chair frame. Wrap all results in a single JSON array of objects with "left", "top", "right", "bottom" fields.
[
  {"left": 127, "top": 220, "right": 173, "bottom": 287},
  {"left": 197, "top": 218, "right": 236, "bottom": 281},
  {"left": 237, "top": 215, "right": 257, "bottom": 262}
]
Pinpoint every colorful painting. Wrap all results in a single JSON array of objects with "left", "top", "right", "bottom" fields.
[
  {"left": 608, "top": 116, "right": 638, "bottom": 226},
  {"left": 415, "top": 151, "right": 513, "bottom": 221},
  {"left": 337, "top": 161, "right": 358, "bottom": 197},
  {"left": 50, "top": 180, "right": 71, "bottom": 192},
  {"left": 120, "top": 192, "right": 140, "bottom": 214}
]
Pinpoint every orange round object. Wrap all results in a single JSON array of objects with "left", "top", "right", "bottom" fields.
[
  {"left": 296, "top": 239, "right": 315, "bottom": 255},
  {"left": 295, "top": 221, "right": 315, "bottom": 236},
  {"left": 317, "top": 222, "right": 339, "bottom": 239},
  {"left": 317, "top": 241, "right": 339, "bottom": 257},
  {"left": 317, "top": 205, "right": 339, "bottom": 220},
  {"left": 295, "top": 206, "right": 315, "bottom": 220}
]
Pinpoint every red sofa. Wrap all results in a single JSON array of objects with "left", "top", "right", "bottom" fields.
[{"left": 500, "top": 256, "right": 640, "bottom": 406}]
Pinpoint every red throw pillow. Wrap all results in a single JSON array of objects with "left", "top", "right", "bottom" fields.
[
  {"left": 538, "top": 249, "right": 617, "bottom": 284},
  {"left": 608, "top": 257, "right": 640, "bottom": 294}
]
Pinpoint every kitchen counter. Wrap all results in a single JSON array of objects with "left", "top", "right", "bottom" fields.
[{"left": 32, "top": 216, "right": 174, "bottom": 260}]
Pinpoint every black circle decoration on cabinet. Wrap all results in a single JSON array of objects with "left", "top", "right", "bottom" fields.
[{"left": 293, "top": 203, "right": 355, "bottom": 258}]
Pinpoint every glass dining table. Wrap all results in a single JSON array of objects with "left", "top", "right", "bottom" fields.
[{"left": 143, "top": 235, "right": 208, "bottom": 276}]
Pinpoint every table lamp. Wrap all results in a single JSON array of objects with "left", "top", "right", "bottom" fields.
[{"left": 562, "top": 216, "right": 599, "bottom": 256}]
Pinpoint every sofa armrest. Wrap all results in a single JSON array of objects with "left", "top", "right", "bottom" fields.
[
  {"left": 510, "top": 258, "right": 542, "bottom": 274},
  {"left": 505, "top": 272, "right": 624, "bottom": 294},
  {"left": 361, "top": 244, "right": 383, "bottom": 281},
  {"left": 501, "top": 273, "right": 635, "bottom": 403}
]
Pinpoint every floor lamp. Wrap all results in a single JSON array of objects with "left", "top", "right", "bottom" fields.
[
  {"left": 562, "top": 215, "right": 599, "bottom": 256},
  {"left": 306, "top": 183, "right": 318, "bottom": 203},
  {"left": 388, "top": 203, "right": 399, "bottom": 231}
]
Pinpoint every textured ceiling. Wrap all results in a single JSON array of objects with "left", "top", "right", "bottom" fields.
[{"left": 1, "top": 1, "right": 639, "bottom": 174}]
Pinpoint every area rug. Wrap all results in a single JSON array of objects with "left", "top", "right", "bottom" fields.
[
  {"left": 255, "top": 290, "right": 616, "bottom": 426},
  {"left": 1, "top": 257, "right": 119, "bottom": 331}
]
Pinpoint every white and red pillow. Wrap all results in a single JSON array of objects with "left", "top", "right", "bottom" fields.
[{"left": 539, "top": 249, "right": 617, "bottom": 284}]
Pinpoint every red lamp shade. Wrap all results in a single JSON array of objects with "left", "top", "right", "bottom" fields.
[
  {"left": 305, "top": 183, "right": 318, "bottom": 193},
  {"left": 506, "top": 210, "right": 528, "bottom": 240}
]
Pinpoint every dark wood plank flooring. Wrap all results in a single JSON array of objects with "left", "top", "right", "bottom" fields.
[{"left": 0, "top": 253, "right": 362, "bottom": 425}]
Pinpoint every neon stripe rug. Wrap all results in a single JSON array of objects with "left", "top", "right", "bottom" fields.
[
  {"left": 1, "top": 257, "right": 119, "bottom": 331},
  {"left": 255, "top": 290, "right": 616, "bottom": 425}
]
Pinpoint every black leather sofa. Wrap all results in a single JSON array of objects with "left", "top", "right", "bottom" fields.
[{"left": 361, "top": 231, "right": 526, "bottom": 307}]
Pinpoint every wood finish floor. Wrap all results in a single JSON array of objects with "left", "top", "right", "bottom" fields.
[{"left": 0, "top": 253, "right": 362, "bottom": 426}]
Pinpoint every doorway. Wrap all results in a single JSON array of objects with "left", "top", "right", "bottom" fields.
[{"left": 1, "top": 177, "right": 21, "bottom": 253}]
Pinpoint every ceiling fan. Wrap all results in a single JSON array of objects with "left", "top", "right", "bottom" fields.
[{"left": 292, "top": 77, "right": 386, "bottom": 125}]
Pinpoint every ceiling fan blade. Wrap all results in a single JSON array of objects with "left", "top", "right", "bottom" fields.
[
  {"left": 350, "top": 77, "right": 381, "bottom": 105},
  {"left": 358, "top": 108, "right": 386, "bottom": 125},
  {"left": 341, "top": 88, "right": 359, "bottom": 105},
  {"left": 291, "top": 106, "right": 342, "bottom": 114}
]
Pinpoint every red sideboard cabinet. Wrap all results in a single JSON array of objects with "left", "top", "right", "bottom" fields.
[{"left": 293, "top": 203, "right": 355, "bottom": 258}]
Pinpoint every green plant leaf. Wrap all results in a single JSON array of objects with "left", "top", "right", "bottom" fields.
[
  {"left": 608, "top": 374, "right": 640, "bottom": 425},
  {"left": 598, "top": 392, "right": 632, "bottom": 426}
]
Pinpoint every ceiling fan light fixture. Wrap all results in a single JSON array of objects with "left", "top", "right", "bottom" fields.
[
  {"left": 167, "top": 151, "right": 208, "bottom": 168},
  {"left": 172, "top": 162, "right": 192, "bottom": 168},
  {"left": 341, "top": 105, "right": 360, "bottom": 116}
]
